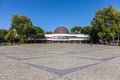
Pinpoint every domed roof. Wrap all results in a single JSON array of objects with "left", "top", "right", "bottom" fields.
[{"left": 53, "top": 26, "right": 69, "bottom": 34}]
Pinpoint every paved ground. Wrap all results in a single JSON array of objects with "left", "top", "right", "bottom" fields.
[{"left": 0, "top": 44, "right": 120, "bottom": 80}]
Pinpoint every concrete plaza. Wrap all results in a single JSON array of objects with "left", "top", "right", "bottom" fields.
[{"left": 0, "top": 44, "right": 120, "bottom": 80}]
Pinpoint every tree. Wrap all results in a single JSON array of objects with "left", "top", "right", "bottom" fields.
[
  {"left": 0, "top": 29, "right": 7, "bottom": 43},
  {"left": 46, "top": 31, "right": 52, "bottom": 34},
  {"left": 91, "top": 6, "right": 118, "bottom": 44},
  {"left": 70, "top": 26, "right": 82, "bottom": 34},
  {"left": 81, "top": 26, "right": 92, "bottom": 35},
  {"left": 32, "top": 26, "right": 45, "bottom": 38},
  {"left": 5, "top": 30, "right": 15, "bottom": 44},
  {"left": 81, "top": 26, "right": 93, "bottom": 43},
  {"left": 11, "top": 15, "right": 33, "bottom": 43},
  {"left": 26, "top": 26, "right": 44, "bottom": 43},
  {"left": 115, "top": 11, "right": 120, "bottom": 42}
]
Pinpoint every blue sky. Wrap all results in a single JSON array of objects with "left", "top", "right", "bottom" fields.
[{"left": 0, "top": 0, "right": 120, "bottom": 32}]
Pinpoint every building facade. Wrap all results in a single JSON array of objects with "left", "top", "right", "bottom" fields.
[
  {"left": 28, "top": 26, "right": 90, "bottom": 43},
  {"left": 44, "top": 27, "right": 89, "bottom": 43}
]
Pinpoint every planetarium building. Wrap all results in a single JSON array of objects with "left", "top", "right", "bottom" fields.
[{"left": 44, "top": 26, "right": 89, "bottom": 43}]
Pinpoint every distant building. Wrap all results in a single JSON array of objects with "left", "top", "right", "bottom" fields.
[
  {"left": 28, "top": 26, "right": 89, "bottom": 43},
  {"left": 45, "top": 26, "right": 89, "bottom": 43}
]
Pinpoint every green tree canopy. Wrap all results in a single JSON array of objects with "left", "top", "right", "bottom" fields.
[
  {"left": 45, "top": 31, "right": 52, "bottom": 34},
  {"left": 81, "top": 26, "right": 92, "bottom": 35},
  {"left": 0, "top": 29, "right": 7, "bottom": 38},
  {"left": 32, "top": 26, "right": 45, "bottom": 38},
  {"left": 5, "top": 30, "right": 15, "bottom": 44},
  {"left": 91, "top": 6, "right": 119, "bottom": 43},
  {"left": 70, "top": 26, "right": 82, "bottom": 34},
  {"left": 11, "top": 15, "right": 33, "bottom": 43},
  {"left": 0, "top": 29, "right": 7, "bottom": 42}
]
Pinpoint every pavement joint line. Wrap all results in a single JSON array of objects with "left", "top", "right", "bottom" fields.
[
  {"left": 5, "top": 56, "right": 21, "bottom": 60},
  {"left": 0, "top": 53, "right": 51, "bottom": 61},
  {"left": 101, "top": 56, "right": 118, "bottom": 61},
  {"left": 48, "top": 77, "right": 72, "bottom": 80},
  {"left": 21, "top": 56, "right": 50, "bottom": 60},
  {"left": 72, "top": 56, "right": 103, "bottom": 61},
  {"left": 25, "top": 62, "right": 102, "bottom": 76},
  {"left": 65, "top": 48, "right": 114, "bottom": 54},
  {"left": 0, "top": 44, "right": 120, "bottom": 80},
  {"left": 71, "top": 56, "right": 118, "bottom": 61},
  {"left": 0, "top": 52, "right": 118, "bottom": 77},
  {"left": 4, "top": 55, "right": 50, "bottom": 61}
]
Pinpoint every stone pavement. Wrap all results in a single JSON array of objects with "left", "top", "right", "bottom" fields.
[{"left": 0, "top": 44, "right": 120, "bottom": 80}]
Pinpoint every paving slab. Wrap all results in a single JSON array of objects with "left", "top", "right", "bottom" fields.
[
  {"left": 23, "top": 55, "right": 101, "bottom": 70},
  {"left": 0, "top": 44, "right": 120, "bottom": 80},
  {"left": 66, "top": 57, "right": 120, "bottom": 80}
]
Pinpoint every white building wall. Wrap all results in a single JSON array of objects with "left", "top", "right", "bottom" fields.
[{"left": 45, "top": 34, "right": 89, "bottom": 41}]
